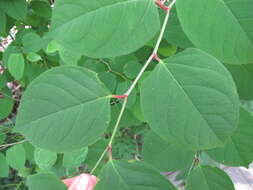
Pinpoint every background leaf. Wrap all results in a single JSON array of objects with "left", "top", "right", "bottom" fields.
[
  {"left": 6, "top": 144, "right": 26, "bottom": 170},
  {"left": 27, "top": 173, "right": 67, "bottom": 190},
  {"left": 7, "top": 53, "right": 25, "bottom": 80},
  {"left": 34, "top": 148, "right": 57, "bottom": 170},
  {"left": 176, "top": 0, "right": 253, "bottom": 64},
  {"left": 0, "top": 0, "right": 27, "bottom": 20}
]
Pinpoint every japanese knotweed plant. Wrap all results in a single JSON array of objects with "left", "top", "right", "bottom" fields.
[{"left": 1, "top": 0, "right": 253, "bottom": 189}]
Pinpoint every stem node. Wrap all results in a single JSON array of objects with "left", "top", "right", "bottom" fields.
[
  {"left": 155, "top": 0, "right": 170, "bottom": 12},
  {"left": 112, "top": 94, "right": 128, "bottom": 99}
]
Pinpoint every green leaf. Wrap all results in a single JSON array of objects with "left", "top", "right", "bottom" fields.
[
  {"left": 27, "top": 52, "right": 42, "bottom": 62},
  {"left": 34, "top": 148, "right": 57, "bottom": 170},
  {"left": 30, "top": 1, "right": 52, "bottom": 19},
  {"left": 186, "top": 166, "right": 234, "bottom": 190},
  {"left": 206, "top": 107, "right": 253, "bottom": 167},
  {"left": 46, "top": 40, "right": 61, "bottom": 54},
  {"left": 0, "top": 96, "right": 14, "bottom": 120},
  {"left": 0, "top": 132, "right": 6, "bottom": 145},
  {"left": 23, "top": 142, "right": 35, "bottom": 162},
  {"left": 7, "top": 53, "right": 25, "bottom": 80},
  {"left": 58, "top": 45, "right": 82, "bottom": 65},
  {"left": 95, "top": 160, "right": 176, "bottom": 190},
  {"left": 3, "top": 46, "right": 22, "bottom": 66},
  {"left": 98, "top": 72, "right": 117, "bottom": 93},
  {"left": 15, "top": 66, "right": 111, "bottom": 152},
  {"left": 123, "top": 61, "right": 142, "bottom": 79},
  {"left": 0, "top": 10, "right": 6, "bottom": 35},
  {"left": 225, "top": 64, "right": 253, "bottom": 100},
  {"left": 0, "top": 153, "right": 9, "bottom": 177},
  {"left": 6, "top": 144, "right": 26, "bottom": 170},
  {"left": 162, "top": 8, "right": 193, "bottom": 48},
  {"left": 0, "top": 0, "right": 27, "bottom": 20},
  {"left": 22, "top": 32, "right": 44, "bottom": 53},
  {"left": 142, "top": 131, "right": 195, "bottom": 172},
  {"left": 109, "top": 104, "right": 141, "bottom": 132},
  {"left": 27, "top": 173, "right": 67, "bottom": 190},
  {"left": 176, "top": 0, "right": 253, "bottom": 64},
  {"left": 63, "top": 147, "right": 88, "bottom": 168},
  {"left": 141, "top": 48, "right": 239, "bottom": 150},
  {"left": 49, "top": 0, "right": 160, "bottom": 58}
]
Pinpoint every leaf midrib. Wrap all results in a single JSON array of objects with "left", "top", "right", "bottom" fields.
[
  {"left": 159, "top": 63, "right": 224, "bottom": 143},
  {"left": 17, "top": 95, "right": 110, "bottom": 128}
]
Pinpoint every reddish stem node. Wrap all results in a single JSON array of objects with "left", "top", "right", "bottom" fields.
[
  {"left": 112, "top": 94, "right": 128, "bottom": 99},
  {"left": 107, "top": 146, "right": 112, "bottom": 160},
  {"left": 155, "top": 0, "right": 170, "bottom": 12},
  {"left": 152, "top": 53, "right": 161, "bottom": 62}
]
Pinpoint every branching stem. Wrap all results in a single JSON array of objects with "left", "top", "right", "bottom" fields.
[{"left": 90, "top": 0, "right": 177, "bottom": 174}]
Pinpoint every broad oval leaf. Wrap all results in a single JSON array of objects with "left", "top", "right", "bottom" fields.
[
  {"left": 0, "top": 153, "right": 9, "bottom": 177},
  {"left": 206, "top": 107, "right": 253, "bottom": 167},
  {"left": 49, "top": 0, "right": 160, "bottom": 58},
  {"left": 34, "top": 148, "right": 57, "bottom": 170},
  {"left": 22, "top": 32, "right": 44, "bottom": 53},
  {"left": 142, "top": 131, "right": 195, "bottom": 172},
  {"left": 27, "top": 173, "right": 67, "bottom": 190},
  {"left": 186, "top": 166, "right": 234, "bottom": 190},
  {"left": 141, "top": 48, "right": 239, "bottom": 150},
  {"left": 15, "top": 66, "right": 111, "bottom": 152},
  {"left": 0, "top": 0, "right": 27, "bottom": 20},
  {"left": 95, "top": 160, "right": 176, "bottom": 190},
  {"left": 63, "top": 147, "right": 88, "bottom": 168},
  {"left": 6, "top": 144, "right": 26, "bottom": 170},
  {"left": 7, "top": 53, "right": 25, "bottom": 80},
  {"left": 176, "top": 0, "right": 253, "bottom": 64}
]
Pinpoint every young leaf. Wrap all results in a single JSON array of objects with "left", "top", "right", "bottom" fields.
[
  {"left": 7, "top": 53, "right": 25, "bottom": 80},
  {"left": 0, "top": 153, "right": 9, "bottom": 177},
  {"left": 27, "top": 52, "right": 42, "bottom": 62},
  {"left": 186, "top": 166, "right": 234, "bottom": 190},
  {"left": 49, "top": 0, "right": 160, "bottom": 58},
  {"left": 141, "top": 48, "right": 239, "bottom": 150},
  {"left": 63, "top": 147, "right": 88, "bottom": 168},
  {"left": 22, "top": 32, "right": 44, "bottom": 53},
  {"left": 15, "top": 66, "right": 111, "bottom": 152},
  {"left": 206, "top": 107, "right": 253, "bottom": 167},
  {"left": 34, "top": 148, "right": 57, "bottom": 170},
  {"left": 0, "top": 0, "right": 27, "bottom": 20},
  {"left": 95, "top": 160, "right": 176, "bottom": 190},
  {"left": 176, "top": 0, "right": 253, "bottom": 64},
  {"left": 27, "top": 173, "right": 67, "bottom": 190},
  {"left": 6, "top": 144, "right": 26, "bottom": 170},
  {"left": 142, "top": 131, "right": 195, "bottom": 172}
]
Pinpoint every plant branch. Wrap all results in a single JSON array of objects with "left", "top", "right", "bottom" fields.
[
  {"left": 90, "top": 0, "right": 177, "bottom": 174},
  {"left": 0, "top": 139, "right": 26, "bottom": 150}
]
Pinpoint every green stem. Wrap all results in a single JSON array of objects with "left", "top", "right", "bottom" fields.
[{"left": 90, "top": 0, "right": 177, "bottom": 174}]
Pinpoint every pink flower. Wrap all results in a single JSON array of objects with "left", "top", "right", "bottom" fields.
[{"left": 62, "top": 173, "right": 97, "bottom": 190}]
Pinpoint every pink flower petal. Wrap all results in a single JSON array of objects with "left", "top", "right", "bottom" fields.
[{"left": 62, "top": 173, "right": 97, "bottom": 190}]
